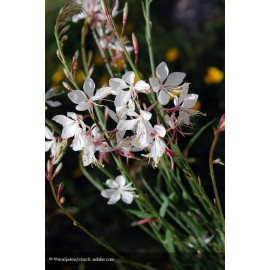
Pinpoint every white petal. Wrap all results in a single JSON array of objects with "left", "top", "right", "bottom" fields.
[
  {"left": 114, "top": 90, "right": 131, "bottom": 107},
  {"left": 108, "top": 109, "right": 118, "bottom": 123},
  {"left": 140, "top": 110, "right": 152, "bottom": 121},
  {"left": 76, "top": 101, "right": 90, "bottom": 111},
  {"left": 50, "top": 142, "right": 57, "bottom": 157},
  {"left": 46, "top": 100, "right": 62, "bottom": 107},
  {"left": 122, "top": 71, "right": 135, "bottom": 85},
  {"left": 156, "top": 62, "right": 169, "bottom": 83},
  {"left": 158, "top": 90, "right": 170, "bottom": 105},
  {"left": 106, "top": 179, "right": 119, "bottom": 189},
  {"left": 109, "top": 78, "right": 128, "bottom": 92},
  {"left": 83, "top": 77, "right": 95, "bottom": 98},
  {"left": 107, "top": 191, "right": 121, "bottom": 204},
  {"left": 154, "top": 125, "right": 166, "bottom": 137},
  {"left": 177, "top": 83, "right": 190, "bottom": 104},
  {"left": 115, "top": 175, "right": 126, "bottom": 187},
  {"left": 53, "top": 115, "right": 74, "bottom": 126},
  {"left": 45, "top": 141, "right": 53, "bottom": 152},
  {"left": 67, "top": 112, "right": 79, "bottom": 121},
  {"left": 182, "top": 94, "right": 198, "bottom": 109},
  {"left": 101, "top": 189, "right": 116, "bottom": 198},
  {"left": 121, "top": 191, "right": 134, "bottom": 204},
  {"left": 117, "top": 119, "right": 137, "bottom": 131},
  {"left": 68, "top": 90, "right": 87, "bottom": 104},
  {"left": 149, "top": 77, "right": 160, "bottom": 92},
  {"left": 134, "top": 80, "right": 150, "bottom": 92},
  {"left": 45, "top": 126, "right": 53, "bottom": 140},
  {"left": 62, "top": 124, "right": 77, "bottom": 139},
  {"left": 164, "top": 72, "right": 186, "bottom": 86},
  {"left": 179, "top": 111, "right": 190, "bottom": 125},
  {"left": 92, "top": 86, "right": 111, "bottom": 100}
]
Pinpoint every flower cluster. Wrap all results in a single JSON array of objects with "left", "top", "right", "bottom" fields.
[{"left": 48, "top": 62, "right": 204, "bottom": 170}]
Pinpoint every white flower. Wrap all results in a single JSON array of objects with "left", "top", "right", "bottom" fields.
[
  {"left": 45, "top": 87, "right": 63, "bottom": 107},
  {"left": 142, "top": 125, "right": 168, "bottom": 167},
  {"left": 110, "top": 71, "right": 150, "bottom": 107},
  {"left": 117, "top": 110, "right": 153, "bottom": 148},
  {"left": 52, "top": 112, "right": 86, "bottom": 151},
  {"left": 173, "top": 84, "right": 202, "bottom": 126},
  {"left": 45, "top": 126, "right": 57, "bottom": 157},
  {"left": 150, "top": 62, "right": 186, "bottom": 105},
  {"left": 101, "top": 175, "right": 137, "bottom": 204},
  {"left": 68, "top": 77, "right": 112, "bottom": 111},
  {"left": 81, "top": 135, "right": 100, "bottom": 166}
]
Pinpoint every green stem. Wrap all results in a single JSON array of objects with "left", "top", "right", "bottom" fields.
[
  {"left": 81, "top": 19, "right": 89, "bottom": 76},
  {"left": 209, "top": 129, "right": 225, "bottom": 224},
  {"left": 90, "top": 28, "right": 114, "bottom": 77}
]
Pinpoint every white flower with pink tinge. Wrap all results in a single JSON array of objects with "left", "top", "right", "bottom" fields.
[
  {"left": 68, "top": 77, "right": 112, "bottom": 111},
  {"left": 142, "top": 125, "right": 168, "bottom": 168},
  {"left": 110, "top": 71, "right": 150, "bottom": 108},
  {"left": 101, "top": 175, "right": 138, "bottom": 204},
  {"left": 150, "top": 62, "right": 186, "bottom": 105},
  {"left": 45, "top": 126, "right": 57, "bottom": 157},
  {"left": 52, "top": 112, "right": 86, "bottom": 151}
]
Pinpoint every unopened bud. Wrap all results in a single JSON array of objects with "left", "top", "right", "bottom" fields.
[
  {"left": 60, "top": 197, "right": 65, "bottom": 204},
  {"left": 56, "top": 50, "right": 62, "bottom": 61},
  {"left": 213, "top": 158, "right": 225, "bottom": 165},
  {"left": 47, "top": 159, "right": 51, "bottom": 172},
  {"left": 61, "top": 35, "right": 68, "bottom": 43},
  {"left": 54, "top": 152, "right": 64, "bottom": 165},
  {"left": 122, "top": 2, "right": 128, "bottom": 24},
  {"left": 132, "top": 33, "right": 139, "bottom": 55},
  {"left": 62, "top": 81, "right": 72, "bottom": 91},
  {"left": 88, "top": 64, "right": 95, "bottom": 77},
  {"left": 59, "top": 24, "right": 71, "bottom": 37},
  {"left": 72, "top": 50, "right": 79, "bottom": 64},
  {"left": 63, "top": 68, "right": 70, "bottom": 80},
  {"left": 54, "top": 162, "right": 63, "bottom": 175},
  {"left": 219, "top": 113, "right": 225, "bottom": 132}
]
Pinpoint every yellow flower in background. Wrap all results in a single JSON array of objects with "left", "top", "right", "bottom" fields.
[
  {"left": 94, "top": 53, "right": 104, "bottom": 66},
  {"left": 204, "top": 67, "right": 224, "bottom": 84},
  {"left": 125, "top": 22, "right": 135, "bottom": 34},
  {"left": 117, "top": 58, "right": 124, "bottom": 70},
  {"left": 99, "top": 74, "right": 109, "bottom": 87},
  {"left": 52, "top": 68, "right": 64, "bottom": 84},
  {"left": 72, "top": 167, "right": 82, "bottom": 178},
  {"left": 135, "top": 71, "right": 144, "bottom": 82},
  {"left": 192, "top": 100, "right": 201, "bottom": 111},
  {"left": 165, "top": 47, "right": 180, "bottom": 62},
  {"left": 76, "top": 70, "right": 85, "bottom": 85}
]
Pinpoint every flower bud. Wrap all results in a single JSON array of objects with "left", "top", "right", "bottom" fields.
[
  {"left": 62, "top": 81, "right": 72, "bottom": 91},
  {"left": 122, "top": 2, "right": 128, "bottom": 25},
  {"left": 54, "top": 162, "right": 63, "bottom": 175},
  {"left": 132, "top": 32, "right": 139, "bottom": 55}
]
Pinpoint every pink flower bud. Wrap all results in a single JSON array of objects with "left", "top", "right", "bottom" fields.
[
  {"left": 132, "top": 33, "right": 139, "bottom": 55},
  {"left": 122, "top": 2, "right": 128, "bottom": 24}
]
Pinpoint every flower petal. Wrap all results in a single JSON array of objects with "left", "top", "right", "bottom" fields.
[
  {"left": 92, "top": 86, "right": 112, "bottom": 101},
  {"left": 117, "top": 119, "right": 137, "bottom": 131},
  {"left": 76, "top": 101, "right": 90, "bottom": 111},
  {"left": 140, "top": 110, "right": 152, "bottom": 121},
  {"left": 156, "top": 62, "right": 169, "bottom": 83},
  {"left": 115, "top": 175, "right": 126, "bottom": 187},
  {"left": 45, "top": 141, "right": 53, "bottom": 152},
  {"left": 45, "top": 126, "right": 54, "bottom": 140},
  {"left": 182, "top": 94, "right": 198, "bottom": 109},
  {"left": 164, "top": 72, "right": 186, "bottom": 86},
  {"left": 68, "top": 90, "right": 87, "bottom": 104},
  {"left": 62, "top": 124, "right": 77, "bottom": 139},
  {"left": 46, "top": 100, "right": 62, "bottom": 107},
  {"left": 108, "top": 109, "right": 118, "bottom": 123},
  {"left": 122, "top": 71, "right": 135, "bottom": 85},
  {"left": 109, "top": 78, "right": 128, "bottom": 92},
  {"left": 101, "top": 189, "right": 116, "bottom": 198},
  {"left": 83, "top": 77, "right": 95, "bottom": 98},
  {"left": 106, "top": 179, "right": 119, "bottom": 188},
  {"left": 114, "top": 90, "right": 131, "bottom": 107},
  {"left": 121, "top": 191, "right": 134, "bottom": 204},
  {"left": 149, "top": 77, "right": 160, "bottom": 92},
  {"left": 158, "top": 90, "right": 170, "bottom": 105},
  {"left": 134, "top": 80, "right": 150, "bottom": 93},
  {"left": 107, "top": 191, "right": 121, "bottom": 204},
  {"left": 53, "top": 115, "right": 74, "bottom": 126},
  {"left": 154, "top": 125, "right": 166, "bottom": 137}
]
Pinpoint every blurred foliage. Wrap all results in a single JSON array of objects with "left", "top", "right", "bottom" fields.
[{"left": 45, "top": 0, "right": 224, "bottom": 269}]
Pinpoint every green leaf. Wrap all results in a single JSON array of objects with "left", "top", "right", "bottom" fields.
[
  {"left": 127, "top": 209, "right": 154, "bottom": 219},
  {"left": 184, "top": 118, "right": 217, "bottom": 154},
  {"left": 165, "top": 229, "right": 175, "bottom": 253},
  {"left": 159, "top": 196, "right": 169, "bottom": 218}
]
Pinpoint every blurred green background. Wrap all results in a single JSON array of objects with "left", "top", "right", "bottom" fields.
[{"left": 45, "top": 0, "right": 224, "bottom": 269}]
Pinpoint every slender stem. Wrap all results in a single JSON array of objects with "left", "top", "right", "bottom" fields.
[
  {"left": 90, "top": 28, "right": 114, "bottom": 77},
  {"left": 209, "top": 129, "right": 225, "bottom": 224},
  {"left": 81, "top": 19, "right": 89, "bottom": 76},
  {"left": 142, "top": 0, "right": 155, "bottom": 76}
]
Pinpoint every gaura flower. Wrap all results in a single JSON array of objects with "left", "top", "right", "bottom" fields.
[
  {"left": 52, "top": 112, "right": 86, "bottom": 151},
  {"left": 101, "top": 175, "right": 138, "bottom": 204},
  {"left": 110, "top": 71, "right": 150, "bottom": 107},
  {"left": 142, "top": 125, "right": 168, "bottom": 168},
  {"left": 45, "top": 126, "right": 57, "bottom": 157},
  {"left": 68, "top": 77, "right": 112, "bottom": 111},
  {"left": 150, "top": 62, "right": 186, "bottom": 105},
  {"left": 45, "top": 87, "right": 63, "bottom": 108}
]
